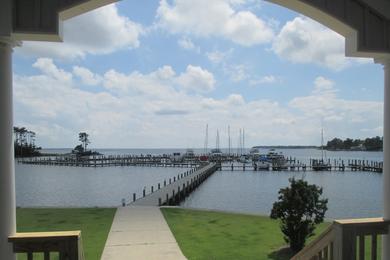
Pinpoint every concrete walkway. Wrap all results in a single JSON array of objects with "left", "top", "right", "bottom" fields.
[{"left": 101, "top": 206, "right": 186, "bottom": 260}]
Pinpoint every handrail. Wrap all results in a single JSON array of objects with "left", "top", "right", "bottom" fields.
[
  {"left": 8, "top": 231, "right": 84, "bottom": 260},
  {"left": 291, "top": 217, "right": 390, "bottom": 260},
  {"left": 291, "top": 224, "right": 335, "bottom": 260}
]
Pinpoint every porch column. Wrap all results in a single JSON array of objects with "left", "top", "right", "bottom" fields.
[
  {"left": 383, "top": 58, "right": 390, "bottom": 259},
  {"left": 0, "top": 37, "right": 16, "bottom": 260}
]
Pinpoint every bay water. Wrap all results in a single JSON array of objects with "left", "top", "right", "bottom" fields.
[{"left": 17, "top": 148, "right": 383, "bottom": 219}]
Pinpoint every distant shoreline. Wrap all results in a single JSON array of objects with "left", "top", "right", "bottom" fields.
[
  {"left": 253, "top": 146, "right": 318, "bottom": 149},
  {"left": 38, "top": 147, "right": 383, "bottom": 152}
]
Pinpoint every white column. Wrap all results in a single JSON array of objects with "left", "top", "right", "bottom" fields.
[
  {"left": 383, "top": 58, "right": 390, "bottom": 259},
  {"left": 0, "top": 37, "right": 16, "bottom": 260}
]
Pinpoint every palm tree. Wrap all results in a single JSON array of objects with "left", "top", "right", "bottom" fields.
[{"left": 79, "top": 132, "right": 90, "bottom": 151}]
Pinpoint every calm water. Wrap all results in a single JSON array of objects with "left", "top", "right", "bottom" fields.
[
  {"left": 15, "top": 164, "right": 184, "bottom": 207},
  {"left": 180, "top": 169, "right": 383, "bottom": 219},
  {"left": 17, "top": 148, "right": 383, "bottom": 219}
]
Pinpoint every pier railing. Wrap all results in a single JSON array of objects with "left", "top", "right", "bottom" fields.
[
  {"left": 291, "top": 218, "right": 390, "bottom": 260},
  {"left": 8, "top": 231, "right": 84, "bottom": 260},
  {"left": 130, "top": 162, "right": 218, "bottom": 206}
]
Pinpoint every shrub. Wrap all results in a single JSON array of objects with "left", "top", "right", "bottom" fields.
[{"left": 270, "top": 178, "right": 328, "bottom": 252}]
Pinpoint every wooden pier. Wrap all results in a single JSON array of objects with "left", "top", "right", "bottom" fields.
[
  {"left": 130, "top": 163, "right": 218, "bottom": 206},
  {"left": 221, "top": 159, "right": 382, "bottom": 173},
  {"left": 17, "top": 154, "right": 383, "bottom": 173},
  {"left": 17, "top": 155, "right": 199, "bottom": 168}
]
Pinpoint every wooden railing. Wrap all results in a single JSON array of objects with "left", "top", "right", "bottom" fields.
[
  {"left": 291, "top": 218, "right": 390, "bottom": 260},
  {"left": 8, "top": 231, "right": 84, "bottom": 260}
]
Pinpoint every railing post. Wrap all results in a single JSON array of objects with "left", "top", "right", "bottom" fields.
[{"left": 330, "top": 223, "right": 342, "bottom": 260}]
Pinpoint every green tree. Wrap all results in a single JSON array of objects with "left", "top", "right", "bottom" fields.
[
  {"left": 270, "top": 178, "right": 328, "bottom": 252},
  {"left": 326, "top": 138, "right": 343, "bottom": 150},
  {"left": 364, "top": 136, "right": 382, "bottom": 151},
  {"left": 73, "top": 144, "right": 84, "bottom": 154},
  {"left": 343, "top": 138, "right": 354, "bottom": 150},
  {"left": 78, "top": 132, "right": 90, "bottom": 151},
  {"left": 13, "top": 126, "right": 41, "bottom": 157}
]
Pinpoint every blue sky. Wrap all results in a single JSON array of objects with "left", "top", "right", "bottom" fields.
[{"left": 12, "top": 0, "right": 384, "bottom": 148}]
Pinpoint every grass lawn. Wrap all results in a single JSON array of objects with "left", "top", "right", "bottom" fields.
[
  {"left": 161, "top": 208, "right": 330, "bottom": 260},
  {"left": 16, "top": 208, "right": 116, "bottom": 260}
]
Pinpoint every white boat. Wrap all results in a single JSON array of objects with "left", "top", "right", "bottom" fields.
[
  {"left": 255, "top": 161, "right": 270, "bottom": 170},
  {"left": 184, "top": 148, "right": 195, "bottom": 157},
  {"left": 250, "top": 147, "right": 260, "bottom": 154},
  {"left": 210, "top": 148, "right": 222, "bottom": 157},
  {"left": 249, "top": 147, "right": 261, "bottom": 161}
]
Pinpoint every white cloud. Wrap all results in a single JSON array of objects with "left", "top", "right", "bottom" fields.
[
  {"left": 14, "top": 61, "right": 383, "bottom": 148},
  {"left": 206, "top": 49, "right": 248, "bottom": 82},
  {"left": 156, "top": 0, "right": 274, "bottom": 46},
  {"left": 225, "top": 64, "right": 248, "bottom": 82},
  {"left": 33, "top": 58, "right": 72, "bottom": 83},
  {"left": 73, "top": 66, "right": 102, "bottom": 86},
  {"left": 155, "top": 65, "right": 176, "bottom": 79},
  {"left": 16, "top": 4, "right": 144, "bottom": 60},
  {"left": 206, "top": 50, "right": 232, "bottom": 64},
  {"left": 249, "top": 75, "right": 279, "bottom": 85},
  {"left": 103, "top": 64, "right": 214, "bottom": 96},
  {"left": 312, "top": 76, "right": 337, "bottom": 95},
  {"left": 272, "top": 17, "right": 372, "bottom": 71},
  {"left": 177, "top": 37, "right": 200, "bottom": 52},
  {"left": 176, "top": 65, "right": 216, "bottom": 93},
  {"left": 102, "top": 68, "right": 177, "bottom": 98},
  {"left": 289, "top": 76, "right": 382, "bottom": 129}
]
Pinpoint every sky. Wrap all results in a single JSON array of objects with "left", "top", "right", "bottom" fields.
[{"left": 12, "top": 0, "right": 384, "bottom": 149}]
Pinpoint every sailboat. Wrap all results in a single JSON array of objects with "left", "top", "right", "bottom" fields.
[
  {"left": 210, "top": 129, "right": 222, "bottom": 157},
  {"left": 200, "top": 124, "right": 209, "bottom": 162},
  {"left": 312, "top": 128, "right": 331, "bottom": 171}
]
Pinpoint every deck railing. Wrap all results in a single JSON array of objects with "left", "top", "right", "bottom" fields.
[
  {"left": 8, "top": 231, "right": 84, "bottom": 260},
  {"left": 291, "top": 218, "right": 390, "bottom": 260}
]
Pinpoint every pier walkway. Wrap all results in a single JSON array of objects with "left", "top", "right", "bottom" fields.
[
  {"left": 102, "top": 163, "right": 218, "bottom": 259},
  {"left": 101, "top": 206, "right": 186, "bottom": 260},
  {"left": 131, "top": 162, "right": 218, "bottom": 206}
]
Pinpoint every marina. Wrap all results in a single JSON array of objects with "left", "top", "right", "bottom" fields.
[
  {"left": 14, "top": 148, "right": 384, "bottom": 219},
  {"left": 17, "top": 151, "right": 383, "bottom": 173}
]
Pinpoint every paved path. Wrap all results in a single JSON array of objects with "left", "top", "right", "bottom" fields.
[{"left": 101, "top": 206, "right": 186, "bottom": 260}]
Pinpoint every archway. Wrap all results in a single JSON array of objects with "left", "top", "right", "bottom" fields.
[{"left": 1, "top": 0, "right": 390, "bottom": 259}]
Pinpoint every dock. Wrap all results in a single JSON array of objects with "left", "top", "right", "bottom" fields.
[
  {"left": 130, "top": 162, "right": 218, "bottom": 206},
  {"left": 17, "top": 155, "right": 199, "bottom": 168},
  {"left": 17, "top": 154, "right": 383, "bottom": 173}
]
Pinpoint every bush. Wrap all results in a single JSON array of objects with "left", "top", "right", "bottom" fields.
[{"left": 270, "top": 178, "right": 328, "bottom": 252}]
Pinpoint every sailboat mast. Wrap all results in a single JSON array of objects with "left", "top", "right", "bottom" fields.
[
  {"left": 216, "top": 129, "right": 220, "bottom": 151},
  {"left": 228, "top": 125, "right": 231, "bottom": 155},
  {"left": 239, "top": 128, "right": 242, "bottom": 155},
  {"left": 204, "top": 124, "right": 208, "bottom": 154},
  {"left": 243, "top": 128, "right": 245, "bottom": 155},
  {"left": 321, "top": 128, "right": 324, "bottom": 161}
]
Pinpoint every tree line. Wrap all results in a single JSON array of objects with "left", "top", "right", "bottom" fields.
[
  {"left": 13, "top": 126, "right": 41, "bottom": 157},
  {"left": 325, "top": 136, "right": 383, "bottom": 151}
]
